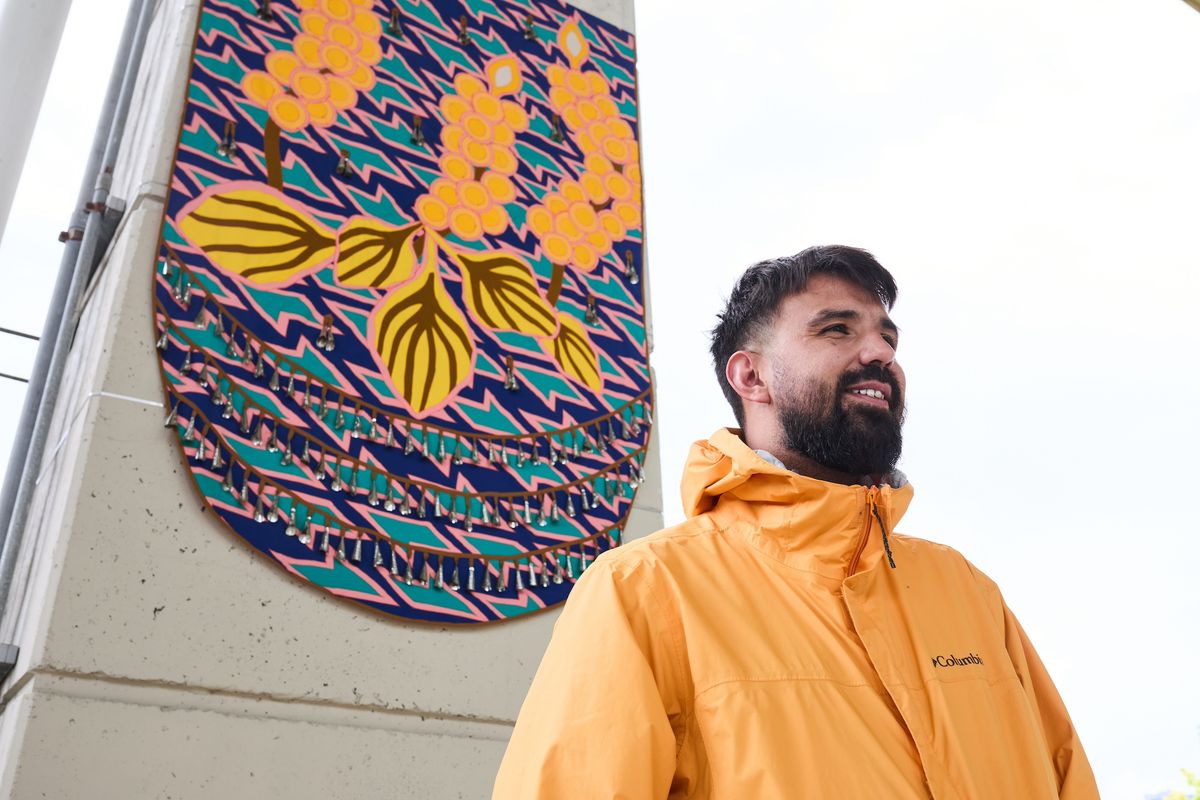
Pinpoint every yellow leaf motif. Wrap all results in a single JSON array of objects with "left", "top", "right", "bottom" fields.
[
  {"left": 373, "top": 271, "right": 475, "bottom": 414},
  {"left": 453, "top": 250, "right": 558, "bottom": 336},
  {"left": 178, "top": 185, "right": 336, "bottom": 285},
  {"left": 334, "top": 220, "right": 422, "bottom": 288},
  {"left": 545, "top": 313, "right": 602, "bottom": 391}
]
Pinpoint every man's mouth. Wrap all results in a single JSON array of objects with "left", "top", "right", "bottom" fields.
[{"left": 844, "top": 381, "right": 893, "bottom": 410}]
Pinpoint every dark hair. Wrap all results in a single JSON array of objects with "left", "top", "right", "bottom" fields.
[{"left": 709, "top": 245, "right": 898, "bottom": 428}]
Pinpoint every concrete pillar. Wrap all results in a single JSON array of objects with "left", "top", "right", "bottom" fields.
[
  {"left": 0, "top": 0, "right": 651, "bottom": 797},
  {"left": 0, "top": 0, "right": 76, "bottom": 246}
]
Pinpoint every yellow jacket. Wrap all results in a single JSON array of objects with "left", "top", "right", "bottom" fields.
[{"left": 494, "top": 429, "right": 1099, "bottom": 798}]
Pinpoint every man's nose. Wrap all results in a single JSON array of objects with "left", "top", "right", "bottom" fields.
[{"left": 859, "top": 335, "right": 897, "bottom": 366}]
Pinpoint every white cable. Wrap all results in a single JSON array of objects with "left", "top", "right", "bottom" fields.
[{"left": 35, "top": 390, "right": 162, "bottom": 486}]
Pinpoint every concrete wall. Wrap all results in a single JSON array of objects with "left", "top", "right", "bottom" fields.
[{"left": 0, "top": 1, "right": 654, "bottom": 797}]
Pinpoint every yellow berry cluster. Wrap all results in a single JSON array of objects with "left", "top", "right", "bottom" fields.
[
  {"left": 525, "top": 65, "right": 641, "bottom": 273},
  {"left": 242, "top": 0, "right": 383, "bottom": 132},
  {"left": 415, "top": 67, "right": 530, "bottom": 242}
]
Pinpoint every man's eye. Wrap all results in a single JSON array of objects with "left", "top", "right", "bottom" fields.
[
  {"left": 820, "top": 325, "right": 849, "bottom": 335},
  {"left": 883, "top": 335, "right": 898, "bottom": 348}
]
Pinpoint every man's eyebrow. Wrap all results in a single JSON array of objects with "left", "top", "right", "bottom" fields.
[
  {"left": 808, "top": 308, "right": 900, "bottom": 335},
  {"left": 808, "top": 309, "right": 860, "bottom": 327}
]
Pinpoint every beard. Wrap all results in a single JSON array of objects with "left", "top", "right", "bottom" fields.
[{"left": 777, "top": 364, "right": 905, "bottom": 478}]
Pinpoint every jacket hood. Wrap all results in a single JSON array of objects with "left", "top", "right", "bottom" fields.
[{"left": 680, "top": 429, "right": 914, "bottom": 579}]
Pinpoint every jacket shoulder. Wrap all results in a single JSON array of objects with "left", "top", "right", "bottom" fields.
[
  {"left": 893, "top": 533, "right": 1006, "bottom": 608},
  {"left": 596, "top": 513, "right": 725, "bottom": 573}
]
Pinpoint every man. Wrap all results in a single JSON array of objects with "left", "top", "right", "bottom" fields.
[{"left": 493, "top": 246, "right": 1098, "bottom": 798}]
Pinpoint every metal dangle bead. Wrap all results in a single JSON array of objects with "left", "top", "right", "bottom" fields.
[
  {"left": 268, "top": 368, "right": 280, "bottom": 392},
  {"left": 435, "top": 557, "right": 444, "bottom": 590},
  {"left": 536, "top": 495, "right": 547, "bottom": 527},
  {"left": 320, "top": 524, "right": 332, "bottom": 553},
  {"left": 566, "top": 494, "right": 576, "bottom": 518},
  {"left": 352, "top": 536, "right": 363, "bottom": 563},
  {"left": 383, "top": 485, "right": 397, "bottom": 513},
  {"left": 163, "top": 403, "right": 179, "bottom": 428},
  {"left": 566, "top": 550, "right": 577, "bottom": 580},
  {"left": 211, "top": 446, "right": 224, "bottom": 471},
  {"left": 509, "top": 503, "right": 520, "bottom": 529},
  {"left": 523, "top": 497, "right": 532, "bottom": 525},
  {"left": 299, "top": 519, "right": 313, "bottom": 545},
  {"left": 483, "top": 563, "right": 494, "bottom": 592},
  {"left": 373, "top": 539, "right": 383, "bottom": 567},
  {"left": 551, "top": 495, "right": 561, "bottom": 523},
  {"left": 266, "top": 495, "right": 280, "bottom": 523},
  {"left": 449, "top": 559, "right": 460, "bottom": 591},
  {"left": 553, "top": 552, "right": 564, "bottom": 585},
  {"left": 337, "top": 531, "right": 347, "bottom": 560},
  {"left": 385, "top": 425, "right": 395, "bottom": 448},
  {"left": 540, "top": 557, "right": 551, "bottom": 588},
  {"left": 253, "top": 494, "right": 266, "bottom": 524},
  {"left": 285, "top": 514, "right": 300, "bottom": 538},
  {"left": 405, "top": 554, "right": 414, "bottom": 585},
  {"left": 182, "top": 415, "right": 196, "bottom": 442},
  {"left": 467, "top": 560, "right": 476, "bottom": 591},
  {"left": 285, "top": 373, "right": 295, "bottom": 395},
  {"left": 390, "top": 547, "right": 400, "bottom": 576}
]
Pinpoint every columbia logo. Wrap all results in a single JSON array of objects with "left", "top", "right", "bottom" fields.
[{"left": 931, "top": 653, "right": 984, "bottom": 668}]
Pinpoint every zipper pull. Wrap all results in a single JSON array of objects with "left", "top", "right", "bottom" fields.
[{"left": 871, "top": 494, "right": 897, "bottom": 569}]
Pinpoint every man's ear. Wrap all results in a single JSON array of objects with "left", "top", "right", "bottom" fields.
[{"left": 726, "top": 350, "right": 772, "bottom": 408}]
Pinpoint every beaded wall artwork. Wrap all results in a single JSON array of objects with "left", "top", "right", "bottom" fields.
[{"left": 152, "top": 0, "right": 650, "bottom": 624}]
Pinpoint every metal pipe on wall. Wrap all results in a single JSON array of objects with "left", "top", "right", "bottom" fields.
[{"left": 0, "top": 0, "right": 155, "bottom": 639}]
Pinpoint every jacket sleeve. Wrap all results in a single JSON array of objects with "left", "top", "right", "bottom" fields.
[
  {"left": 1001, "top": 603, "right": 1100, "bottom": 799},
  {"left": 492, "top": 554, "right": 689, "bottom": 800}
]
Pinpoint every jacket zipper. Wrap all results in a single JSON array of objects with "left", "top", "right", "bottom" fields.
[{"left": 846, "top": 487, "right": 878, "bottom": 576}]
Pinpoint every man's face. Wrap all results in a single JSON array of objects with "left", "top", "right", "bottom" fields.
[{"left": 762, "top": 274, "right": 906, "bottom": 477}]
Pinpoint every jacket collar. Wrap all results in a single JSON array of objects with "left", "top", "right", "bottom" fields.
[{"left": 681, "top": 428, "right": 914, "bottom": 581}]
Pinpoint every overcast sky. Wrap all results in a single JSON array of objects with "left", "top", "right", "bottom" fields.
[{"left": 2, "top": 0, "right": 1199, "bottom": 796}]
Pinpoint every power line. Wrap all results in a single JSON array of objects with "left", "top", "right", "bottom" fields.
[
  {"left": 0, "top": 328, "right": 39, "bottom": 342},
  {"left": 0, "top": 373, "right": 29, "bottom": 384}
]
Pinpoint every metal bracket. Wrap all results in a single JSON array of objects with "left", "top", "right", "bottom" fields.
[{"left": 0, "top": 643, "right": 18, "bottom": 683}]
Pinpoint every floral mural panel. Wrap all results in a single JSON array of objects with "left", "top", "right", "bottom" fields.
[{"left": 153, "top": 0, "right": 650, "bottom": 624}]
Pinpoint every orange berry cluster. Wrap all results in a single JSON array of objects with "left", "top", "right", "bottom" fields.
[
  {"left": 242, "top": 0, "right": 383, "bottom": 132},
  {"left": 525, "top": 66, "right": 641, "bottom": 272},
  {"left": 415, "top": 73, "right": 530, "bottom": 242}
]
